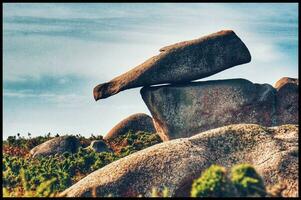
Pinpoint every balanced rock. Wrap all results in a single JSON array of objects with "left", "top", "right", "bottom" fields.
[
  {"left": 30, "top": 136, "right": 80, "bottom": 158},
  {"left": 60, "top": 124, "right": 298, "bottom": 197},
  {"left": 274, "top": 77, "right": 298, "bottom": 125},
  {"left": 87, "top": 140, "right": 112, "bottom": 153},
  {"left": 104, "top": 113, "right": 156, "bottom": 140},
  {"left": 141, "top": 78, "right": 277, "bottom": 141},
  {"left": 94, "top": 30, "right": 251, "bottom": 100}
]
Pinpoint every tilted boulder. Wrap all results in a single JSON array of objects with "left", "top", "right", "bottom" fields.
[
  {"left": 93, "top": 30, "right": 251, "bottom": 100},
  {"left": 141, "top": 78, "right": 277, "bottom": 141},
  {"left": 30, "top": 136, "right": 80, "bottom": 158},
  {"left": 274, "top": 77, "right": 298, "bottom": 125},
  {"left": 104, "top": 113, "right": 156, "bottom": 140},
  {"left": 60, "top": 124, "right": 298, "bottom": 197}
]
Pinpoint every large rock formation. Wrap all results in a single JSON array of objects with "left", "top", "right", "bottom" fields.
[
  {"left": 275, "top": 77, "right": 298, "bottom": 125},
  {"left": 60, "top": 124, "right": 298, "bottom": 197},
  {"left": 104, "top": 113, "right": 156, "bottom": 140},
  {"left": 93, "top": 30, "right": 251, "bottom": 100},
  {"left": 141, "top": 78, "right": 299, "bottom": 141},
  {"left": 141, "top": 78, "right": 277, "bottom": 141},
  {"left": 30, "top": 136, "right": 80, "bottom": 158}
]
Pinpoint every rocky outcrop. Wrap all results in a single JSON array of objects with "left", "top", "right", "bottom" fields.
[
  {"left": 141, "top": 78, "right": 277, "bottom": 141},
  {"left": 141, "top": 78, "right": 299, "bottom": 141},
  {"left": 104, "top": 113, "right": 156, "bottom": 140},
  {"left": 30, "top": 136, "right": 80, "bottom": 158},
  {"left": 60, "top": 124, "right": 298, "bottom": 197},
  {"left": 87, "top": 140, "right": 112, "bottom": 153},
  {"left": 275, "top": 77, "right": 298, "bottom": 125},
  {"left": 93, "top": 30, "right": 251, "bottom": 100}
]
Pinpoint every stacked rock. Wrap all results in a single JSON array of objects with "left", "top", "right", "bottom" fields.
[
  {"left": 59, "top": 30, "right": 298, "bottom": 198},
  {"left": 94, "top": 30, "right": 298, "bottom": 141}
]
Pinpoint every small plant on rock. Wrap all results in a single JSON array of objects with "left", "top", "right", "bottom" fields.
[
  {"left": 191, "top": 165, "right": 233, "bottom": 197},
  {"left": 230, "top": 164, "right": 266, "bottom": 197},
  {"left": 191, "top": 164, "right": 267, "bottom": 197}
]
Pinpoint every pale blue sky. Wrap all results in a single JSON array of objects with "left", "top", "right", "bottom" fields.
[{"left": 3, "top": 3, "right": 298, "bottom": 139}]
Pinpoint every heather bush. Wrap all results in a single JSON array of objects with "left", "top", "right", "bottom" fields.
[
  {"left": 230, "top": 163, "right": 266, "bottom": 197},
  {"left": 191, "top": 164, "right": 267, "bottom": 197},
  {"left": 3, "top": 131, "right": 162, "bottom": 197},
  {"left": 191, "top": 165, "right": 233, "bottom": 197}
]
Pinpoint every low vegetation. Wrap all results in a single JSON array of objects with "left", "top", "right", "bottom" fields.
[
  {"left": 3, "top": 132, "right": 284, "bottom": 197},
  {"left": 3, "top": 131, "right": 162, "bottom": 197},
  {"left": 191, "top": 164, "right": 267, "bottom": 197}
]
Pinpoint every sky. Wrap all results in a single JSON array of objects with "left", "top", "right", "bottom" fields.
[{"left": 3, "top": 3, "right": 298, "bottom": 139}]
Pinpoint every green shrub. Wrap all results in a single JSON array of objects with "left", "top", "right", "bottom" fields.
[
  {"left": 230, "top": 164, "right": 266, "bottom": 197},
  {"left": 191, "top": 164, "right": 267, "bottom": 197},
  {"left": 3, "top": 131, "right": 162, "bottom": 197},
  {"left": 191, "top": 165, "right": 233, "bottom": 197}
]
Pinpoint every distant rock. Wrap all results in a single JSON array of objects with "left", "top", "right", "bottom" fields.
[
  {"left": 87, "top": 140, "right": 112, "bottom": 153},
  {"left": 141, "top": 78, "right": 277, "bottom": 141},
  {"left": 274, "top": 77, "right": 298, "bottom": 89},
  {"left": 104, "top": 113, "right": 156, "bottom": 140},
  {"left": 60, "top": 124, "right": 298, "bottom": 197},
  {"left": 30, "top": 136, "right": 80, "bottom": 158},
  {"left": 275, "top": 77, "right": 298, "bottom": 125},
  {"left": 93, "top": 30, "right": 251, "bottom": 100}
]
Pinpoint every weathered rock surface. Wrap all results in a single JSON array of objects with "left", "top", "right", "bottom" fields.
[
  {"left": 30, "top": 136, "right": 80, "bottom": 158},
  {"left": 87, "top": 140, "right": 112, "bottom": 153},
  {"left": 60, "top": 124, "right": 298, "bottom": 197},
  {"left": 93, "top": 30, "right": 251, "bottom": 100},
  {"left": 104, "top": 113, "right": 156, "bottom": 140},
  {"left": 274, "top": 77, "right": 299, "bottom": 125},
  {"left": 141, "top": 78, "right": 278, "bottom": 141}
]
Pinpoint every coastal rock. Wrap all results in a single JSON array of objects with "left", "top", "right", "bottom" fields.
[
  {"left": 60, "top": 124, "right": 298, "bottom": 197},
  {"left": 141, "top": 78, "right": 277, "bottom": 141},
  {"left": 94, "top": 30, "right": 251, "bottom": 100},
  {"left": 30, "top": 136, "right": 80, "bottom": 158},
  {"left": 104, "top": 113, "right": 156, "bottom": 140},
  {"left": 275, "top": 77, "right": 298, "bottom": 125},
  {"left": 87, "top": 140, "right": 112, "bottom": 153}
]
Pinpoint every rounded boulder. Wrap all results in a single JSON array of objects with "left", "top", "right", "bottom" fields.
[
  {"left": 104, "top": 113, "right": 156, "bottom": 140},
  {"left": 30, "top": 136, "right": 80, "bottom": 158}
]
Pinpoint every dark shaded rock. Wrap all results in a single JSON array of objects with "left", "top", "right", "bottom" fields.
[
  {"left": 141, "top": 78, "right": 277, "bottom": 141},
  {"left": 30, "top": 136, "right": 80, "bottom": 158},
  {"left": 60, "top": 124, "right": 298, "bottom": 197},
  {"left": 87, "top": 140, "right": 112, "bottom": 153},
  {"left": 93, "top": 30, "right": 251, "bottom": 100},
  {"left": 274, "top": 77, "right": 298, "bottom": 125},
  {"left": 104, "top": 113, "right": 156, "bottom": 140}
]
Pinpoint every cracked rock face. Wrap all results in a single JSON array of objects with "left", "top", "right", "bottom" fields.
[
  {"left": 60, "top": 124, "right": 298, "bottom": 197},
  {"left": 93, "top": 30, "right": 251, "bottom": 100},
  {"left": 141, "top": 78, "right": 278, "bottom": 141},
  {"left": 30, "top": 136, "right": 80, "bottom": 158},
  {"left": 104, "top": 113, "right": 156, "bottom": 140}
]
